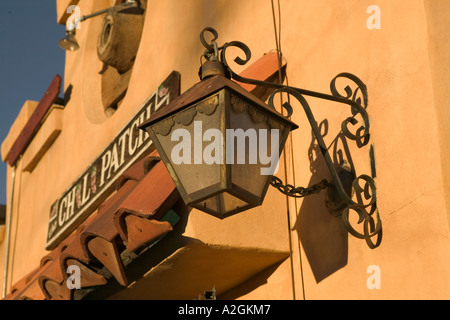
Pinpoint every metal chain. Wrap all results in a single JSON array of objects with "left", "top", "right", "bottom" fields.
[{"left": 270, "top": 176, "right": 331, "bottom": 198}]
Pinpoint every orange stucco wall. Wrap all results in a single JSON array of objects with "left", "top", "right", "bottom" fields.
[{"left": 0, "top": 0, "right": 449, "bottom": 299}]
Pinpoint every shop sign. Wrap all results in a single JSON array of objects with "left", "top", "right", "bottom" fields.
[{"left": 46, "top": 71, "right": 180, "bottom": 250}]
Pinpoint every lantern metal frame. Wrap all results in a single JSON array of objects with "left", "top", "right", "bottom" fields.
[
  {"left": 141, "top": 65, "right": 298, "bottom": 219},
  {"left": 199, "top": 27, "right": 382, "bottom": 248}
]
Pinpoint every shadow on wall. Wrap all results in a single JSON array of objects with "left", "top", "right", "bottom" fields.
[
  {"left": 293, "top": 120, "right": 355, "bottom": 283},
  {"left": 218, "top": 260, "right": 286, "bottom": 300}
]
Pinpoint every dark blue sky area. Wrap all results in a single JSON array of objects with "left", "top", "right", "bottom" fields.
[{"left": 0, "top": 1, "right": 66, "bottom": 204}]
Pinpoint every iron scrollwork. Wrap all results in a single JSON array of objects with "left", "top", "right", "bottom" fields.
[{"left": 200, "top": 27, "right": 382, "bottom": 248}]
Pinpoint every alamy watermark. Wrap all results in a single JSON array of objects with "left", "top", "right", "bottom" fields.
[
  {"left": 170, "top": 121, "right": 280, "bottom": 176},
  {"left": 66, "top": 5, "right": 81, "bottom": 31},
  {"left": 366, "top": 265, "right": 381, "bottom": 289},
  {"left": 66, "top": 265, "right": 81, "bottom": 290},
  {"left": 367, "top": 5, "right": 381, "bottom": 30}
]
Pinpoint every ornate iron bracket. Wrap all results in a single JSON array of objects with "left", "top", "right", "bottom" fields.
[{"left": 199, "top": 27, "right": 382, "bottom": 249}]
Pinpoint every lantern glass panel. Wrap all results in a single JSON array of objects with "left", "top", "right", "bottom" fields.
[
  {"left": 149, "top": 92, "right": 225, "bottom": 204},
  {"left": 227, "top": 93, "right": 289, "bottom": 202}
]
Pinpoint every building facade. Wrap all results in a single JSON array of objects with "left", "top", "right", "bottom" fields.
[{"left": 0, "top": 0, "right": 449, "bottom": 300}]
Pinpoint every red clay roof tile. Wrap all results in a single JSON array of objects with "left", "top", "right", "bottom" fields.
[{"left": 114, "top": 158, "right": 179, "bottom": 252}]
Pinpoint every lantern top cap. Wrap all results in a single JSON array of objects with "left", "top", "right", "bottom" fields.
[{"left": 139, "top": 73, "right": 298, "bottom": 131}]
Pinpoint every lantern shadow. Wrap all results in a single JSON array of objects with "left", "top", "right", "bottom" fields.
[{"left": 292, "top": 120, "right": 350, "bottom": 283}]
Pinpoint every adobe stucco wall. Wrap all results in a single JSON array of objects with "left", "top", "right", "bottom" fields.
[
  {"left": 222, "top": 0, "right": 450, "bottom": 300},
  {"left": 0, "top": 0, "right": 449, "bottom": 299},
  {"left": 424, "top": 0, "right": 450, "bottom": 226}
]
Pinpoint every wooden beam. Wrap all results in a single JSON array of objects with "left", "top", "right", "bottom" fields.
[
  {"left": 237, "top": 51, "right": 287, "bottom": 99},
  {"left": 8, "top": 75, "right": 62, "bottom": 166}
]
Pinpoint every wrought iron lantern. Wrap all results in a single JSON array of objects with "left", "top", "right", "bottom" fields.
[
  {"left": 140, "top": 52, "right": 298, "bottom": 218},
  {"left": 140, "top": 27, "right": 382, "bottom": 248}
]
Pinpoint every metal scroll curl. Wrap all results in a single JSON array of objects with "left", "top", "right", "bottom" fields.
[
  {"left": 342, "top": 174, "right": 382, "bottom": 249},
  {"left": 267, "top": 87, "right": 381, "bottom": 247},
  {"left": 330, "top": 73, "right": 370, "bottom": 146},
  {"left": 217, "top": 35, "right": 371, "bottom": 148}
]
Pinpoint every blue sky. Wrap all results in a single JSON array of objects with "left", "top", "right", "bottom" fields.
[{"left": 0, "top": 1, "right": 66, "bottom": 204}]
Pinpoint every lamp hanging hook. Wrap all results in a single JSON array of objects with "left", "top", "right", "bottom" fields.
[
  {"left": 200, "top": 27, "right": 219, "bottom": 51},
  {"left": 200, "top": 27, "right": 221, "bottom": 61}
]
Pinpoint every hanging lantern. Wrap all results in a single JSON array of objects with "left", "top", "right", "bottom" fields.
[{"left": 140, "top": 59, "right": 297, "bottom": 218}]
